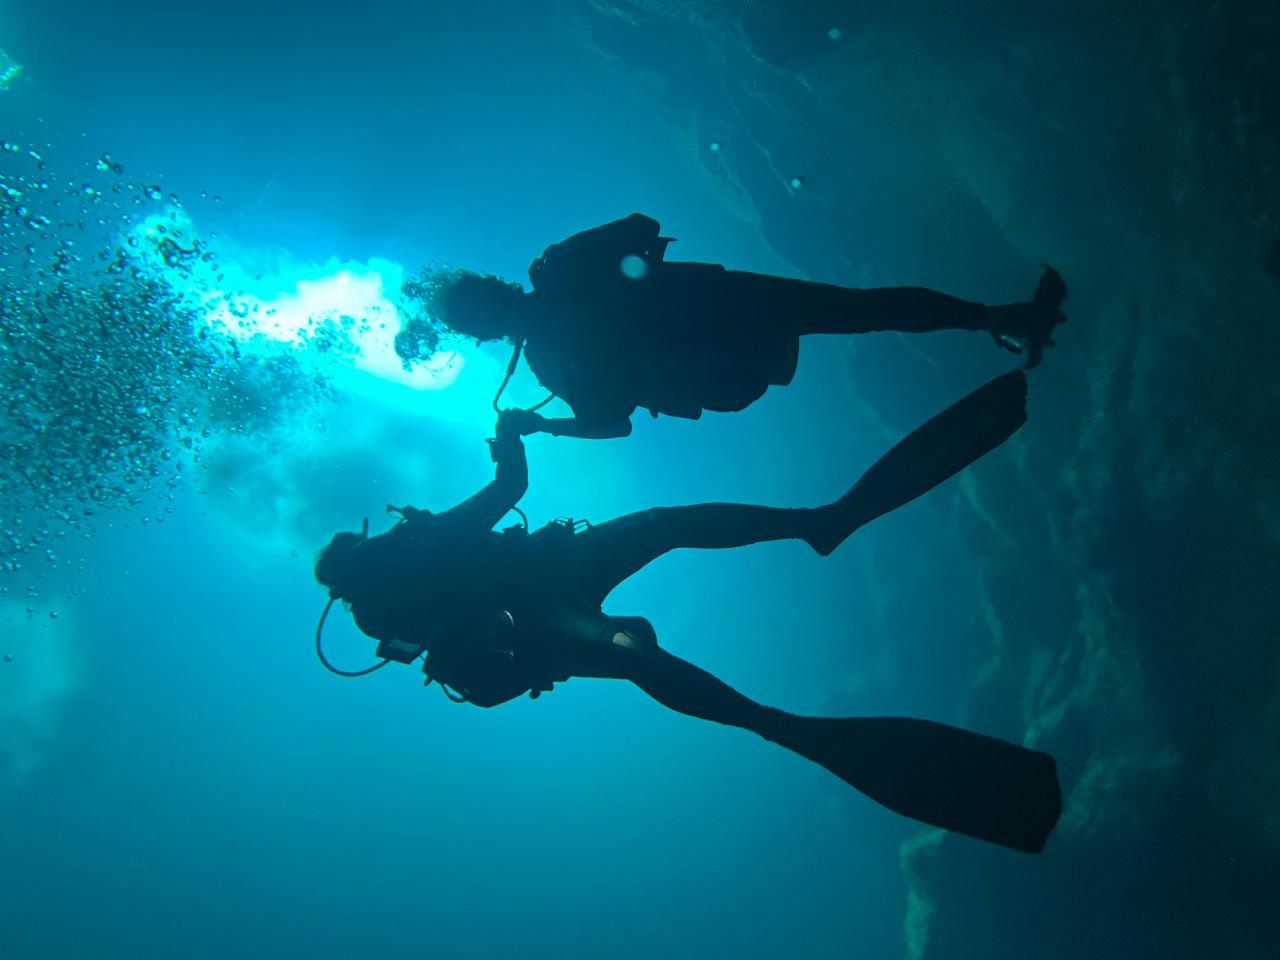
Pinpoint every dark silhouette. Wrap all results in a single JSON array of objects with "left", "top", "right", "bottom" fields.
[
  {"left": 314, "top": 370, "right": 1062, "bottom": 853},
  {"left": 421, "top": 213, "right": 1067, "bottom": 439}
]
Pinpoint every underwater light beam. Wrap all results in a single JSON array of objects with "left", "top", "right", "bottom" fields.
[{"left": 131, "top": 212, "right": 511, "bottom": 420}]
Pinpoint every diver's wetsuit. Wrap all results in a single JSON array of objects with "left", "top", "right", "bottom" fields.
[
  {"left": 350, "top": 427, "right": 818, "bottom": 707},
  {"left": 333, "top": 374, "right": 1062, "bottom": 853},
  {"left": 520, "top": 213, "right": 1037, "bottom": 433},
  {"left": 348, "top": 368, "right": 1030, "bottom": 712}
]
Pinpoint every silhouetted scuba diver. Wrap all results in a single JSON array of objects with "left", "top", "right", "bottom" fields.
[
  {"left": 426, "top": 213, "right": 1067, "bottom": 438},
  {"left": 313, "top": 370, "right": 1062, "bottom": 854}
]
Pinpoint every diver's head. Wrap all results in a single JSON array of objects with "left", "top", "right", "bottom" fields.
[
  {"left": 314, "top": 518, "right": 371, "bottom": 602},
  {"left": 439, "top": 272, "right": 528, "bottom": 343},
  {"left": 314, "top": 520, "right": 413, "bottom": 643}
]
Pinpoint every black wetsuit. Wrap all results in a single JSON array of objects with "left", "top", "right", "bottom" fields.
[
  {"left": 332, "top": 377, "right": 1062, "bottom": 853},
  {"left": 348, "top": 430, "right": 814, "bottom": 707}
]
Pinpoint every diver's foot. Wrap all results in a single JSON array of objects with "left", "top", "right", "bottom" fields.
[
  {"left": 986, "top": 266, "right": 1068, "bottom": 370},
  {"left": 803, "top": 489, "right": 868, "bottom": 557}
]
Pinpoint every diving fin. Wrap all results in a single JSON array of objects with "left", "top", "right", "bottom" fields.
[
  {"left": 985, "top": 266, "right": 1068, "bottom": 367},
  {"left": 1023, "top": 265, "right": 1068, "bottom": 370},
  {"left": 809, "top": 370, "right": 1028, "bottom": 555},
  {"left": 759, "top": 713, "right": 1062, "bottom": 853}
]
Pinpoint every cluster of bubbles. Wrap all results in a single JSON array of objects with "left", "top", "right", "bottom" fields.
[
  {"left": 0, "top": 140, "right": 337, "bottom": 585},
  {"left": 0, "top": 47, "right": 20, "bottom": 92},
  {"left": 393, "top": 264, "right": 467, "bottom": 369}
]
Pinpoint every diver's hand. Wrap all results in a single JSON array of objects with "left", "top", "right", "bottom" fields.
[
  {"left": 496, "top": 408, "right": 547, "bottom": 437},
  {"left": 488, "top": 411, "right": 531, "bottom": 462}
]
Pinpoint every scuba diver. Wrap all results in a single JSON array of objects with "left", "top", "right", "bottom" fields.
[
  {"left": 405, "top": 212, "right": 1068, "bottom": 439},
  {"left": 313, "top": 369, "right": 1062, "bottom": 854}
]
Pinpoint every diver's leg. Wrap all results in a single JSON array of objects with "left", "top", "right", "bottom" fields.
[
  {"left": 623, "top": 640, "right": 776, "bottom": 731},
  {"left": 807, "top": 369, "right": 1028, "bottom": 556},
  {"left": 574, "top": 371, "right": 1026, "bottom": 592},
  {"left": 575, "top": 503, "right": 818, "bottom": 604},
  {"left": 622, "top": 642, "right": 1062, "bottom": 854},
  {"left": 724, "top": 269, "right": 1065, "bottom": 356},
  {"left": 725, "top": 270, "right": 988, "bottom": 335}
]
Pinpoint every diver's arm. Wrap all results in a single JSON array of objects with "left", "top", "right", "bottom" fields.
[
  {"left": 497, "top": 406, "right": 633, "bottom": 440},
  {"left": 531, "top": 413, "right": 633, "bottom": 439},
  {"left": 438, "top": 425, "right": 528, "bottom": 530},
  {"left": 504, "top": 359, "right": 636, "bottom": 440}
]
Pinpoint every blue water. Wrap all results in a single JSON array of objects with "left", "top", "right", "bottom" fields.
[{"left": 2, "top": 3, "right": 1277, "bottom": 958}]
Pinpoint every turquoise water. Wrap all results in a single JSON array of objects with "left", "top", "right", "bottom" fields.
[{"left": 2, "top": 3, "right": 1277, "bottom": 958}]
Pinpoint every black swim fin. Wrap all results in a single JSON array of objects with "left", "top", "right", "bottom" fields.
[
  {"left": 1023, "top": 265, "right": 1068, "bottom": 370},
  {"left": 809, "top": 370, "right": 1028, "bottom": 555},
  {"left": 988, "top": 266, "right": 1068, "bottom": 368},
  {"left": 759, "top": 712, "right": 1062, "bottom": 853}
]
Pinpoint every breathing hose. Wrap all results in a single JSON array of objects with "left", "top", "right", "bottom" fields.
[
  {"left": 492, "top": 339, "right": 556, "bottom": 413},
  {"left": 314, "top": 597, "right": 392, "bottom": 678}
]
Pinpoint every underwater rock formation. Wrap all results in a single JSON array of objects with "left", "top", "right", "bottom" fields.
[{"left": 571, "top": 2, "right": 1280, "bottom": 956}]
